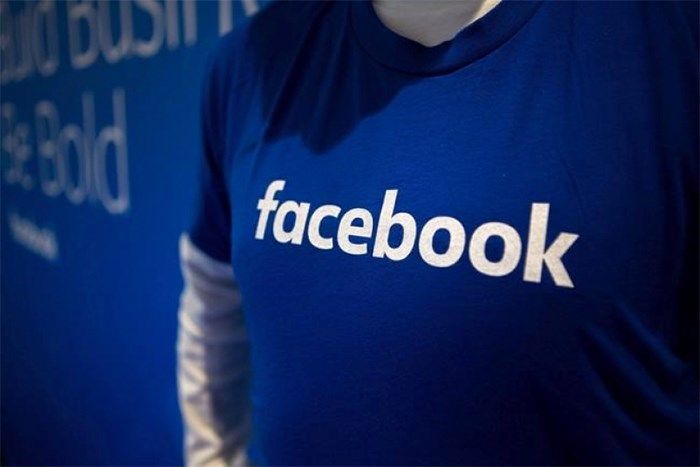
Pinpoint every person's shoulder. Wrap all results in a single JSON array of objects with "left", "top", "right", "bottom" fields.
[
  {"left": 243, "top": 0, "right": 333, "bottom": 46},
  {"left": 200, "top": 2, "right": 341, "bottom": 153},
  {"left": 208, "top": 1, "right": 337, "bottom": 84}
]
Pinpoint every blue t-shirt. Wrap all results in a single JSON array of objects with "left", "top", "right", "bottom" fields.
[{"left": 189, "top": 1, "right": 699, "bottom": 464}]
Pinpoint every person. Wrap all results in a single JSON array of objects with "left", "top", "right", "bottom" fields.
[{"left": 177, "top": 1, "right": 699, "bottom": 465}]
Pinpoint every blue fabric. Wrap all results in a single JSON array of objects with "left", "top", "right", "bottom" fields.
[{"left": 189, "top": 1, "right": 699, "bottom": 464}]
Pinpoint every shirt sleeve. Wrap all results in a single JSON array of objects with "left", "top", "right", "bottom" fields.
[
  {"left": 177, "top": 50, "right": 251, "bottom": 466},
  {"left": 188, "top": 52, "right": 232, "bottom": 263}
]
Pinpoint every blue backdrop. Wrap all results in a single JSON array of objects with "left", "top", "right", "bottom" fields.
[{"left": 0, "top": 1, "right": 265, "bottom": 464}]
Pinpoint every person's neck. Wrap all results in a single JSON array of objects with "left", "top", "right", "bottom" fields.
[{"left": 372, "top": 0, "right": 502, "bottom": 47}]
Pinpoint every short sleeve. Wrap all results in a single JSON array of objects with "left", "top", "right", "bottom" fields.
[{"left": 188, "top": 55, "right": 232, "bottom": 263}]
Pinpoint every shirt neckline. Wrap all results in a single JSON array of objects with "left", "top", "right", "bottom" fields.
[{"left": 349, "top": 0, "right": 543, "bottom": 76}]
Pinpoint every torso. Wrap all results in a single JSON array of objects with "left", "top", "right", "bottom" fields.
[{"left": 211, "top": 2, "right": 699, "bottom": 464}]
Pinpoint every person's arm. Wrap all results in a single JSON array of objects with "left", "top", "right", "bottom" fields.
[
  {"left": 177, "top": 234, "right": 251, "bottom": 467},
  {"left": 177, "top": 43, "right": 251, "bottom": 466}
]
